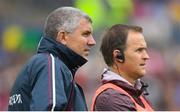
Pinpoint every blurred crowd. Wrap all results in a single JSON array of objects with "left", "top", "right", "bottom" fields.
[{"left": 0, "top": 0, "right": 180, "bottom": 110}]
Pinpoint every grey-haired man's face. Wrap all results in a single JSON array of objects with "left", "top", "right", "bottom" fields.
[{"left": 57, "top": 18, "right": 96, "bottom": 59}]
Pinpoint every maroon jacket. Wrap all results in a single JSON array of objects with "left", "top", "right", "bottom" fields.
[{"left": 93, "top": 69, "right": 151, "bottom": 111}]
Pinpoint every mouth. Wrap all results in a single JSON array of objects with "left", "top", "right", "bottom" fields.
[
  {"left": 139, "top": 64, "right": 146, "bottom": 67},
  {"left": 84, "top": 49, "right": 90, "bottom": 56}
]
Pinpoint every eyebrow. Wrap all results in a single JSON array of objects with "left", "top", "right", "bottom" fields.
[
  {"left": 137, "top": 46, "right": 148, "bottom": 50},
  {"left": 83, "top": 30, "right": 92, "bottom": 34}
]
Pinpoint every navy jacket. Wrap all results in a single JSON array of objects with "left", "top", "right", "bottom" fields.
[{"left": 8, "top": 37, "right": 88, "bottom": 111}]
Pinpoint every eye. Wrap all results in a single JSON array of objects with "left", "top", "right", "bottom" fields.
[
  {"left": 82, "top": 31, "right": 91, "bottom": 37},
  {"left": 136, "top": 48, "right": 146, "bottom": 52}
]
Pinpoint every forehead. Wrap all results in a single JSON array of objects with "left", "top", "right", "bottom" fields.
[
  {"left": 75, "top": 18, "right": 93, "bottom": 32},
  {"left": 126, "top": 31, "right": 147, "bottom": 48}
]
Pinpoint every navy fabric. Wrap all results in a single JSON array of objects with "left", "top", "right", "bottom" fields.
[{"left": 8, "top": 37, "right": 88, "bottom": 111}]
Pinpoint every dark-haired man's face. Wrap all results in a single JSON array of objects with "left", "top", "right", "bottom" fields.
[{"left": 121, "top": 31, "right": 149, "bottom": 82}]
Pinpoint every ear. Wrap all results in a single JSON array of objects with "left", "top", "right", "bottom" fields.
[
  {"left": 56, "top": 30, "right": 68, "bottom": 45},
  {"left": 113, "top": 49, "right": 124, "bottom": 63}
]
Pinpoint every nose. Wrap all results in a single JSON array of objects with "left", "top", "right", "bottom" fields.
[
  {"left": 87, "top": 35, "right": 96, "bottom": 46},
  {"left": 143, "top": 51, "right": 150, "bottom": 60}
]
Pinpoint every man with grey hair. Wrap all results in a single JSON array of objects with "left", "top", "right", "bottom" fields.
[{"left": 8, "top": 7, "right": 96, "bottom": 111}]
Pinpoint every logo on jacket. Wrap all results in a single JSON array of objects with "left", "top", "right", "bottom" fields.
[{"left": 9, "top": 94, "right": 22, "bottom": 105}]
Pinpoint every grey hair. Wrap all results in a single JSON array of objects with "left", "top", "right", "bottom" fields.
[{"left": 43, "top": 7, "right": 92, "bottom": 39}]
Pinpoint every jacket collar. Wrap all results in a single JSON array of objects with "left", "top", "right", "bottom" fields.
[
  {"left": 101, "top": 68, "right": 133, "bottom": 85},
  {"left": 37, "top": 37, "right": 87, "bottom": 75}
]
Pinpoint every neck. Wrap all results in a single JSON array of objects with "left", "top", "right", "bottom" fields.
[{"left": 109, "top": 66, "right": 136, "bottom": 86}]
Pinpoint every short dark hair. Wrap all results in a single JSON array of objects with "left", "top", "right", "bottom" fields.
[{"left": 100, "top": 24, "right": 143, "bottom": 66}]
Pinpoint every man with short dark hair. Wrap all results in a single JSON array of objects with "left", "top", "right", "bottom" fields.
[
  {"left": 91, "top": 24, "right": 153, "bottom": 111},
  {"left": 8, "top": 7, "right": 96, "bottom": 111}
]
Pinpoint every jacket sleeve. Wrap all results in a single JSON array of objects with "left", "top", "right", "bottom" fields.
[{"left": 29, "top": 54, "right": 68, "bottom": 110}]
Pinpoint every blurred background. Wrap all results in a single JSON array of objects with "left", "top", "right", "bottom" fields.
[{"left": 0, "top": 0, "right": 180, "bottom": 110}]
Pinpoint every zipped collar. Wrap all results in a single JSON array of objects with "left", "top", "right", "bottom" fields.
[
  {"left": 37, "top": 37, "right": 87, "bottom": 75},
  {"left": 101, "top": 68, "right": 133, "bottom": 85}
]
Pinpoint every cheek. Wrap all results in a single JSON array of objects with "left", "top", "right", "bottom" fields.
[
  {"left": 125, "top": 55, "right": 140, "bottom": 69},
  {"left": 66, "top": 40, "right": 80, "bottom": 52},
  {"left": 127, "top": 52, "right": 141, "bottom": 61},
  {"left": 67, "top": 37, "right": 87, "bottom": 52},
  {"left": 126, "top": 54, "right": 138, "bottom": 64},
  {"left": 67, "top": 37, "right": 81, "bottom": 47},
  {"left": 72, "top": 41, "right": 85, "bottom": 53}
]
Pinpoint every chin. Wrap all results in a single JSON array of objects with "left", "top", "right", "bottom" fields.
[{"left": 140, "top": 72, "right": 146, "bottom": 77}]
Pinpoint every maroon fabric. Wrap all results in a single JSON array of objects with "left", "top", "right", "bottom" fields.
[{"left": 94, "top": 80, "right": 150, "bottom": 111}]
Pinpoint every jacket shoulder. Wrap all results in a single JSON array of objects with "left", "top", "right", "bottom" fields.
[{"left": 95, "top": 88, "right": 136, "bottom": 111}]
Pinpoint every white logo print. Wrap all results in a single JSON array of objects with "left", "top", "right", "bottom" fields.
[{"left": 9, "top": 94, "right": 22, "bottom": 105}]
